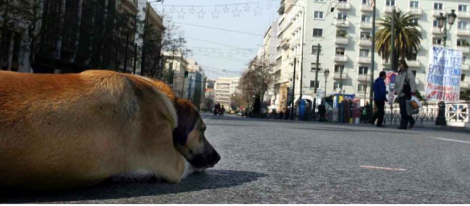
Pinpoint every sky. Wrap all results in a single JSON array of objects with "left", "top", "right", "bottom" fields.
[{"left": 151, "top": 0, "right": 280, "bottom": 80}]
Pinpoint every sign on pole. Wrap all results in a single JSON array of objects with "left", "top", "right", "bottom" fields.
[{"left": 425, "top": 47, "right": 462, "bottom": 102}]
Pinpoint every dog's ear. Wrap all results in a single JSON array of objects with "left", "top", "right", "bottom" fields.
[{"left": 173, "top": 98, "right": 198, "bottom": 146}]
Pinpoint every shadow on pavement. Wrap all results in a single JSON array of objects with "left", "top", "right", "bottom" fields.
[{"left": 1, "top": 169, "right": 267, "bottom": 203}]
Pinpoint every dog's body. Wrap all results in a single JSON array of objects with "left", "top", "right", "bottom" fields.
[{"left": 0, "top": 70, "right": 219, "bottom": 190}]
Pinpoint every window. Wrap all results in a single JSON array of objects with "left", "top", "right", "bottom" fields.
[
  {"left": 360, "top": 49, "right": 370, "bottom": 57},
  {"left": 434, "top": 3, "right": 443, "bottom": 10},
  {"left": 334, "top": 82, "right": 340, "bottom": 90},
  {"left": 336, "top": 47, "right": 345, "bottom": 55},
  {"left": 433, "top": 37, "right": 443, "bottom": 45},
  {"left": 313, "top": 28, "right": 323, "bottom": 37},
  {"left": 337, "top": 30, "right": 347, "bottom": 37},
  {"left": 339, "top": 0, "right": 347, "bottom": 2},
  {"left": 358, "top": 84, "right": 368, "bottom": 92},
  {"left": 362, "top": 0, "right": 367, "bottom": 4},
  {"left": 386, "top": 0, "right": 395, "bottom": 6},
  {"left": 457, "top": 39, "right": 469, "bottom": 47},
  {"left": 338, "top": 13, "right": 347, "bottom": 20},
  {"left": 412, "top": 70, "right": 417, "bottom": 76},
  {"left": 312, "top": 45, "right": 320, "bottom": 54},
  {"left": 311, "top": 63, "right": 322, "bottom": 71},
  {"left": 310, "top": 81, "right": 320, "bottom": 89},
  {"left": 361, "top": 32, "right": 371, "bottom": 39},
  {"left": 458, "top": 21, "right": 469, "bottom": 30},
  {"left": 462, "top": 74, "right": 466, "bottom": 81},
  {"left": 463, "top": 56, "right": 467, "bottom": 64},
  {"left": 459, "top": 5, "right": 468, "bottom": 12},
  {"left": 410, "top": 1, "right": 419, "bottom": 8},
  {"left": 335, "top": 65, "right": 344, "bottom": 73},
  {"left": 410, "top": 19, "right": 419, "bottom": 26},
  {"left": 361, "top": 15, "right": 371, "bottom": 22},
  {"left": 359, "top": 67, "right": 369, "bottom": 75},
  {"left": 409, "top": 51, "right": 418, "bottom": 60},
  {"left": 433, "top": 20, "right": 439, "bottom": 27},
  {"left": 314, "top": 11, "right": 324, "bottom": 19}
]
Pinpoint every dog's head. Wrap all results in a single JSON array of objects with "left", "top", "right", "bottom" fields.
[{"left": 173, "top": 99, "right": 221, "bottom": 169}]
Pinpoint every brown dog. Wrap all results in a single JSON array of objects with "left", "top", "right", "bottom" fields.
[{"left": 0, "top": 70, "right": 220, "bottom": 190}]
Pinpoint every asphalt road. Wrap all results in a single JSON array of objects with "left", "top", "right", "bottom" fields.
[{"left": 3, "top": 113, "right": 470, "bottom": 203}]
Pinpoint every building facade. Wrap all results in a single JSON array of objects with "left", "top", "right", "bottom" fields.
[
  {"left": 274, "top": 0, "right": 470, "bottom": 107},
  {"left": 214, "top": 77, "right": 240, "bottom": 110}
]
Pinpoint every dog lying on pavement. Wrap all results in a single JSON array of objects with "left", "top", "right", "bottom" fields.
[{"left": 0, "top": 70, "right": 220, "bottom": 190}]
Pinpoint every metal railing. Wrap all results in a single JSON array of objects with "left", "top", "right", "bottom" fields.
[{"left": 384, "top": 102, "right": 469, "bottom": 127}]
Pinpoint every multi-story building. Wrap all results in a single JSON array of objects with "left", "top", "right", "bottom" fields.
[
  {"left": 275, "top": 0, "right": 470, "bottom": 106},
  {"left": 214, "top": 77, "right": 240, "bottom": 110},
  {"left": 186, "top": 59, "right": 206, "bottom": 110},
  {"left": 162, "top": 51, "right": 188, "bottom": 97},
  {"left": 259, "top": 21, "right": 279, "bottom": 110}
]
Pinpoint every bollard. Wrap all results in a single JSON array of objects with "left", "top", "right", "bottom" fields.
[{"left": 435, "top": 101, "right": 447, "bottom": 126}]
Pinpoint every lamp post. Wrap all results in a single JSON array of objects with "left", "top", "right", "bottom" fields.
[
  {"left": 436, "top": 9, "right": 457, "bottom": 47},
  {"left": 435, "top": 9, "right": 456, "bottom": 126},
  {"left": 323, "top": 69, "right": 330, "bottom": 99}
]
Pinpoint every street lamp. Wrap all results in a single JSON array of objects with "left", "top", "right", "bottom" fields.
[
  {"left": 323, "top": 69, "right": 330, "bottom": 99},
  {"left": 436, "top": 9, "right": 457, "bottom": 47},
  {"left": 435, "top": 9, "right": 456, "bottom": 126}
]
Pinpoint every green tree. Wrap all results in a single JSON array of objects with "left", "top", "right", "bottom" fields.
[{"left": 375, "top": 12, "right": 422, "bottom": 70}]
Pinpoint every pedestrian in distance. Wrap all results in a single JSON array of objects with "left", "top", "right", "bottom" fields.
[
  {"left": 318, "top": 102, "right": 326, "bottom": 122},
  {"left": 395, "top": 59, "right": 417, "bottom": 130},
  {"left": 371, "top": 71, "right": 387, "bottom": 127}
]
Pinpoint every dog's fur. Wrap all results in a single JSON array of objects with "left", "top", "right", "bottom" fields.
[{"left": 0, "top": 70, "right": 219, "bottom": 190}]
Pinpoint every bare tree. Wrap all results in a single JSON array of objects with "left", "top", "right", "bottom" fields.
[{"left": 239, "top": 56, "right": 274, "bottom": 116}]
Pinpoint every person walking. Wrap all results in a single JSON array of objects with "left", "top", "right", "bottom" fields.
[
  {"left": 371, "top": 71, "right": 387, "bottom": 127},
  {"left": 395, "top": 59, "right": 417, "bottom": 130}
]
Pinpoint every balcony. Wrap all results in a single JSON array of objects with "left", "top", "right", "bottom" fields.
[
  {"left": 456, "top": 46, "right": 470, "bottom": 53},
  {"left": 432, "top": 27, "right": 444, "bottom": 35},
  {"left": 382, "top": 60, "right": 391, "bottom": 66},
  {"left": 334, "top": 19, "right": 350, "bottom": 28},
  {"left": 359, "top": 39, "right": 372, "bottom": 47},
  {"left": 407, "top": 60, "right": 421, "bottom": 68},
  {"left": 358, "top": 57, "right": 372, "bottom": 64},
  {"left": 385, "top": 6, "right": 400, "bottom": 14},
  {"left": 337, "top": 2, "right": 351, "bottom": 10},
  {"left": 462, "top": 64, "right": 469, "bottom": 71},
  {"left": 409, "top": 8, "right": 423, "bottom": 16},
  {"left": 433, "top": 10, "right": 446, "bottom": 18},
  {"left": 461, "top": 82, "right": 470, "bottom": 90},
  {"left": 361, "top": 4, "right": 373, "bottom": 12},
  {"left": 335, "top": 37, "right": 349, "bottom": 45},
  {"left": 333, "top": 73, "right": 347, "bottom": 80},
  {"left": 334, "top": 55, "right": 348, "bottom": 63},
  {"left": 292, "top": 38, "right": 301, "bottom": 46},
  {"left": 360, "top": 22, "right": 373, "bottom": 29},
  {"left": 458, "top": 11, "right": 470, "bottom": 19},
  {"left": 357, "top": 74, "right": 370, "bottom": 82},
  {"left": 457, "top": 29, "right": 470, "bottom": 37},
  {"left": 281, "top": 39, "right": 290, "bottom": 50}
]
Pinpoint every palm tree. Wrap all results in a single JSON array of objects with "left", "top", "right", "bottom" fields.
[{"left": 375, "top": 12, "right": 422, "bottom": 70}]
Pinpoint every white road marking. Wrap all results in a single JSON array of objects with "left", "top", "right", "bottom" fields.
[
  {"left": 430, "top": 137, "right": 470, "bottom": 144},
  {"left": 360, "top": 165, "right": 406, "bottom": 171}
]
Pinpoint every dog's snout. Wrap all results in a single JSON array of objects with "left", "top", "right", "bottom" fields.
[{"left": 209, "top": 151, "right": 221, "bottom": 167}]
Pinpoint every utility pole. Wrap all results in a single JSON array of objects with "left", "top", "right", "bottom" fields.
[
  {"left": 141, "top": 1, "right": 151, "bottom": 76},
  {"left": 390, "top": 7, "right": 396, "bottom": 71},
  {"left": 313, "top": 44, "right": 321, "bottom": 121},
  {"left": 299, "top": 5, "right": 306, "bottom": 119},
  {"left": 369, "top": 0, "right": 377, "bottom": 107},
  {"left": 123, "top": 32, "right": 129, "bottom": 73},
  {"left": 291, "top": 57, "right": 296, "bottom": 120}
]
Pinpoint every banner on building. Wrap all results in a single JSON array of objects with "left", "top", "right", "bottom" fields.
[{"left": 425, "top": 47, "right": 462, "bottom": 102}]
